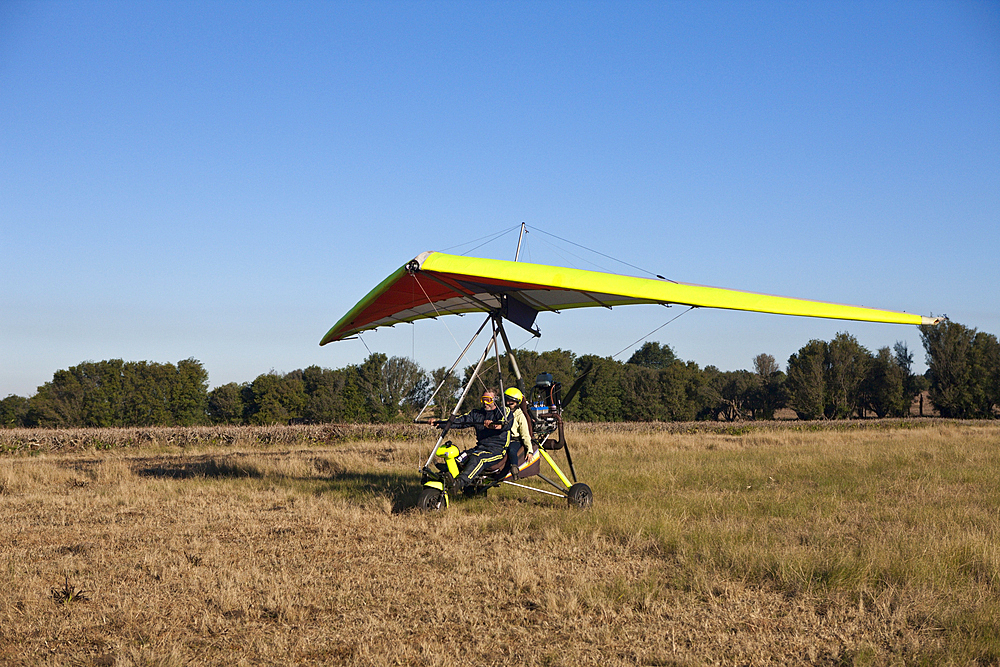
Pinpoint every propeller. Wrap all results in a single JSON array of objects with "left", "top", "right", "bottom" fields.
[{"left": 561, "top": 360, "right": 593, "bottom": 409}]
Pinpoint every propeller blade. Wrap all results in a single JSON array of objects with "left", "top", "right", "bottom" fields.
[{"left": 562, "top": 361, "right": 593, "bottom": 408}]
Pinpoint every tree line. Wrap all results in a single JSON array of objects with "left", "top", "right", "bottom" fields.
[{"left": 2, "top": 320, "right": 997, "bottom": 428}]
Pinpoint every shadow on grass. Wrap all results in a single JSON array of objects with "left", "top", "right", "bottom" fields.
[
  {"left": 313, "top": 472, "right": 426, "bottom": 514},
  {"left": 136, "top": 458, "right": 425, "bottom": 513},
  {"left": 137, "top": 458, "right": 265, "bottom": 480}
]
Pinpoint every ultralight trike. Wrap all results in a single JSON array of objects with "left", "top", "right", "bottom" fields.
[
  {"left": 417, "top": 367, "right": 593, "bottom": 511},
  {"left": 414, "top": 312, "right": 594, "bottom": 511}
]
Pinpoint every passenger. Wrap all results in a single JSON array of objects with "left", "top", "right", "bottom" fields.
[{"left": 503, "top": 387, "right": 535, "bottom": 480}]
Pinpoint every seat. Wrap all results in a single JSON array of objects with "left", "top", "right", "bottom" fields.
[{"left": 483, "top": 446, "right": 541, "bottom": 479}]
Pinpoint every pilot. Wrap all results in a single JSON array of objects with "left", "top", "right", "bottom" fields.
[
  {"left": 503, "top": 387, "right": 535, "bottom": 480},
  {"left": 434, "top": 389, "right": 513, "bottom": 491}
]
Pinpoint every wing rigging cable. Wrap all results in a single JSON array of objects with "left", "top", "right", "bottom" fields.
[
  {"left": 441, "top": 225, "right": 521, "bottom": 257},
  {"left": 527, "top": 226, "right": 676, "bottom": 282},
  {"left": 611, "top": 305, "right": 697, "bottom": 360},
  {"left": 411, "top": 268, "right": 483, "bottom": 350}
]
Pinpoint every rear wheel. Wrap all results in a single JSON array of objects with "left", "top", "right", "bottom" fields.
[
  {"left": 417, "top": 487, "right": 446, "bottom": 512},
  {"left": 567, "top": 483, "right": 593, "bottom": 509}
]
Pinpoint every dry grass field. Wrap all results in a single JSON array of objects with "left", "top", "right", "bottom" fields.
[{"left": 1, "top": 421, "right": 998, "bottom": 666}]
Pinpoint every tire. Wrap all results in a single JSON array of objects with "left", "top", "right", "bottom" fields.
[
  {"left": 417, "top": 487, "right": 446, "bottom": 512},
  {"left": 567, "top": 483, "right": 593, "bottom": 509}
]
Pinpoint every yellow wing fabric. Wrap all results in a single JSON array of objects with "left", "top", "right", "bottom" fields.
[{"left": 320, "top": 251, "right": 939, "bottom": 345}]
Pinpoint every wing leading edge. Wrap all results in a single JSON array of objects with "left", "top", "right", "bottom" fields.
[{"left": 319, "top": 251, "right": 940, "bottom": 345}]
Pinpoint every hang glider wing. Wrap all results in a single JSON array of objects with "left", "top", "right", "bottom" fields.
[{"left": 320, "top": 251, "right": 941, "bottom": 345}]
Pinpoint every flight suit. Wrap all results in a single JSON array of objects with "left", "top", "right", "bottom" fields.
[{"left": 448, "top": 403, "right": 513, "bottom": 489}]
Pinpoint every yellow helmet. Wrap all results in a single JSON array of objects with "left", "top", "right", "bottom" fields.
[{"left": 503, "top": 387, "right": 523, "bottom": 403}]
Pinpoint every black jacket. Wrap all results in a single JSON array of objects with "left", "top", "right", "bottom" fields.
[{"left": 448, "top": 405, "right": 513, "bottom": 452}]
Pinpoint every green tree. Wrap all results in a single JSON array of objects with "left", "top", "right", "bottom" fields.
[
  {"left": 725, "top": 370, "right": 758, "bottom": 421},
  {"left": 28, "top": 370, "right": 79, "bottom": 427},
  {"left": 567, "top": 355, "right": 624, "bottom": 422},
  {"left": 754, "top": 353, "right": 779, "bottom": 378},
  {"left": 77, "top": 360, "right": 125, "bottom": 426},
  {"left": 534, "top": 349, "right": 576, "bottom": 389},
  {"left": 428, "top": 367, "right": 461, "bottom": 419},
  {"left": 860, "top": 347, "right": 908, "bottom": 418},
  {"left": 121, "top": 361, "right": 174, "bottom": 426},
  {"left": 0, "top": 395, "right": 29, "bottom": 428},
  {"left": 659, "top": 360, "right": 707, "bottom": 421},
  {"left": 921, "top": 321, "right": 978, "bottom": 418},
  {"left": 301, "top": 366, "right": 348, "bottom": 423},
  {"left": 244, "top": 371, "right": 306, "bottom": 425},
  {"left": 623, "top": 342, "right": 692, "bottom": 421},
  {"left": 172, "top": 358, "right": 209, "bottom": 425},
  {"left": 494, "top": 348, "right": 576, "bottom": 400},
  {"left": 335, "top": 366, "right": 374, "bottom": 422},
  {"left": 355, "top": 353, "right": 391, "bottom": 422},
  {"left": 970, "top": 331, "right": 1000, "bottom": 417},
  {"left": 824, "top": 333, "right": 871, "bottom": 418},
  {"left": 786, "top": 340, "right": 827, "bottom": 420},
  {"left": 208, "top": 383, "right": 246, "bottom": 424},
  {"left": 495, "top": 349, "right": 537, "bottom": 395},
  {"left": 620, "top": 363, "right": 665, "bottom": 421},
  {"left": 626, "top": 341, "right": 677, "bottom": 370},
  {"left": 381, "top": 356, "right": 426, "bottom": 420},
  {"left": 749, "top": 353, "right": 786, "bottom": 420},
  {"left": 26, "top": 358, "right": 209, "bottom": 427},
  {"left": 698, "top": 366, "right": 756, "bottom": 421},
  {"left": 893, "top": 341, "right": 928, "bottom": 412},
  {"left": 29, "top": 361, "right": 124, "bottom": 427}
]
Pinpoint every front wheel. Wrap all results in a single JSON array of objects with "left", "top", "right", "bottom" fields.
[
  {"left": 567, "top": 483, "right": 593, "bottom": 509},
  {"left": 417, "top": 487, "right": 447, "bottom": 512}
]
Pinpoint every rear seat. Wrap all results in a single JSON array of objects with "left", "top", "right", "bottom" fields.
[{"left": 483, "top": 446, "right": 540, "bottom": 476}]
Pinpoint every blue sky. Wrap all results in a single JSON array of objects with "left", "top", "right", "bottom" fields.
[{"left": 2, "top": 0, "right": 998, "bottom": 398}]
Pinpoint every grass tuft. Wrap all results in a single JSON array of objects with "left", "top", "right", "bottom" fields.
[{"left": 50, "top": 574, "right": 89, "bottom": 605}]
